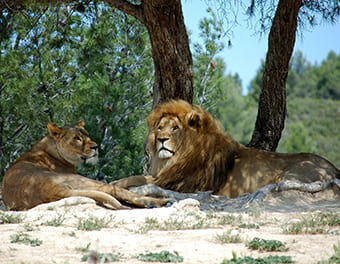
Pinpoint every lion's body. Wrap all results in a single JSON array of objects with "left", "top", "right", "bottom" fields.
[
  {"left": 2, "top": 122, "right": 166, "bottom": 210},
  {"left": 115, "top": 100, "right": 340, "bottom": 198}
]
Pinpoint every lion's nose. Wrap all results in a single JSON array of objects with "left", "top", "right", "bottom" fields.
[{"left": 157, "top": 138, "right": 169, "bottom": 144}]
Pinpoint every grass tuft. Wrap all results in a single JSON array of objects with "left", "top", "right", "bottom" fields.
[
  {"left": 215, "top": 230, "right": 242, "bottom": 244},
  {"left": 0, "top": 212, "right": 23, "bottom": 224},
  {"left": 221, "top": 252, "right": 293, "bottom": 264},
  {"left": 77, "top": 215, "right": 111, "bottom": 231},
  {"left": 283, "top": 212, "right": 340, "bottom": 234},
  {"left": 136, "top": 250, "right": 184, "bottom": 263}
]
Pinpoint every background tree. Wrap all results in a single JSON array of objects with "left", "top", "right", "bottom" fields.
[
  {"left": 0, "top": 3, "right": 155, "bottom": 179},
  {"left": 245, "top": 50, "right": 340, "bottom": 167},
  {"left": 0, "top": 4, "right": 229, "bottom": 180},
  {"left": 246, "top": 0, "right": 302, "bottom": 151}
]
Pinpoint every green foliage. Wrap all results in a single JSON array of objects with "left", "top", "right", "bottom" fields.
[
  {"left": 77, "top": 215, "right": 111, "bottom": 231},
  {"left": 221, "top": 252, "right": 293, "bottom": 264},
  {"left": 0, "top": 3, "right": 153, "bottom": 180},
  {"left": 245, "top": 0, "right": 340, "bottom": 33},
  {"left": 213, "top": 76, "right": 257, "bottom": 146},
  {"left": 215, "top": 230, "right": 242, "bottom": 243},
  {"left": 247, "top": 237, "right": 289, "bottom": 252},
  {"left": 248, "top": 51, "right": 340, "bottom": 102},
  {"left": 327, "top": 243, "right": 340, "bottom": 264},
  {"left": 283, "top": 212, "right": 340, "bottom": 234},
  {"left": 286, "top": 51, "right": 340, "bottom": 100},
  {"left": 228, "top": 50, "right": 340, "bottom": 168},
  {"left": 0, "top": 212, "right": 23, "bottom": 224},
  {"left": 136, "top": 250, "right": 184, "bottom": 263},
  {"left": 10, "top": 232, "right": 43, "bottom": 247},
  {"left": 0, "top": 3, "right": 229, "bottom": 182},
  {"left": 42, "top": 214, "right": 65, "bottom": 226},
  {"left": 280, "top": 122, "right": 318, "bottom": 154},
  {"left": 192, "top": 8, "right": 228, "bottom": 110},
  {"left": 277, "top": 98, "right": 340, "bottom": 167}
]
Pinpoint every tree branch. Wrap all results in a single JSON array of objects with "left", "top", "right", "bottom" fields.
[
  {"left": 1, "top": 0, "right": 143, "bottom": 22},
  {"left": 104, "top": 0, "right": 143, "bottom": 22}
]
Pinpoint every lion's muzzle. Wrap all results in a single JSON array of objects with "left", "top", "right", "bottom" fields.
[
  {"left": 82, "top": 145, "right": 99, "bottom": 165},
  {"left": 157, "top": 138, "right": 174, "bottom": 159}
]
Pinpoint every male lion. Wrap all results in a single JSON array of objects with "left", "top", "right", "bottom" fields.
[
  {"left": 2, "top": 121, "right": 167, "bottom": 210},
  {"left": 114, "top": 99, "right": 340, "bottom": 198}
]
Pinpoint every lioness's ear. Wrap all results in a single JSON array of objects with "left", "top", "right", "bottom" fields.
[
  {"left": 47, "top": 123, "right": 65, "bottom": 140},
  {"left": 186, "top": 112, "right": 200, "bottom": 128},
  {"left": 75, "top": 120, "right": 85, "bottom": 128}
]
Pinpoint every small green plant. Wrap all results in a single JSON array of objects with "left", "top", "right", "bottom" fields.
[
  {"left": 75, "top": 242, "right": 91, "bottom": 253},
  {"left": 328, "top": 243, "right": 340, "bottom": 263},
  {"left": 215, "top": 230, "right": 242, "bottom": 243},
  {"left": 319, "top": 243, "right": 340, "bottom": 264},
  {"left": 68, "top": 231, "right": 76, "bottom": 237},
  {"left": 0, "top": 212, "right": 23, "bottom": 224},
  {"left": 283, "top": 212, "right": 340, "bottom": 234},
  {"left": 43, "top": 214, "right": 65, "bottom": 226},
  {"left": 238, "top": 223, "right": 260, "bottom": 229},
  {"left": 81, "top": 251, "right": 120, "bottom": 262},
  {"left": 221, "top": 252, "right": 293, "bottom": 264},
  {"left": 10, "top": 232, "right": 43, "bottom": 247},
  {"left": 24, "top": 223, "right": 34, "bottom": 231},
  {"left": 137, "top": 250, "right": 184, "bottom": 263},
  {"left": 247, "top": 237, "right": 289, "bottom": 252},
  {"left": 207, "top": 213, "right": 242, "bottom": 226},
  {"left": 77, "top": 216, "right": 111, "bottom": 231}
]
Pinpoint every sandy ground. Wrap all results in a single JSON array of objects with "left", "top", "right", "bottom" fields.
[{"left": 0, "top": 197, "right": 339, "bottom": 264}]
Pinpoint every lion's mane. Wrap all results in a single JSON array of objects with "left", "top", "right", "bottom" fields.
[{"left": 146, "top": 99, "right": 240, "bottom": 194}]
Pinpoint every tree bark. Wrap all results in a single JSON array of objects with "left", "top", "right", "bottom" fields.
[
  {"left": 247, "top": 0, "right": 302, "bottom": 151},
  {"left": 106, "top": 0, "right": 194, "bottom": 108}
]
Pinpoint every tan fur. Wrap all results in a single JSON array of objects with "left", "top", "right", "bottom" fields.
[
  {"left": 2, "top": 121, "right": 167, "bottom": 210},
  {"left": 115, "top": 99, "right": 340, "bottom": 198}
]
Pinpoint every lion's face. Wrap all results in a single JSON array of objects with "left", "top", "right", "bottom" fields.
[
  {"left": 48, "top": 121, "right": 98, "bottom": 166},
  {"left": 151, "top": 115, "right": 185, "bottom": 160}
]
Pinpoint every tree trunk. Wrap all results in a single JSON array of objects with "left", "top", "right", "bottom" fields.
[
  {"left": 247, "top": 0, "right": 302, "bottom": 151},
  {"left": 142, "top": 0, "right": 193, "bottom": 108},
  {"left": 106, "top": 0, "right": 194, "bottom": 108}
]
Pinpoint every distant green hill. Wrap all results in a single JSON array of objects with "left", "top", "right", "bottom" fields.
[
  {"left": 278, "top": 97, "right": 340, "bottom": 168},
  {"left": 216, "top": 95, "right": 340, "bottom": 169}
]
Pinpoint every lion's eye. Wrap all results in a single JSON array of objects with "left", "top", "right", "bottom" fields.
[
  {"left": 158, "top": 126, "right": 163, "bottom": 130},
  {"left": 173, "top": 125, "right": 179, "bottom": 131},
  {"left": 75, "top": 136, "right": 82, "bottom": 142}
]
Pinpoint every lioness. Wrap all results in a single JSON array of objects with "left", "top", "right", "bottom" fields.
[
  {"left": 2, "top": 121, "right": 167, "bottom": 210},
  {"left": 114, "top": 99, "right": 340, "bottom": 198}
]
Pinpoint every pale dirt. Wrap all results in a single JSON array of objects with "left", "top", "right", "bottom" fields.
[{"left": 0, "top": 197, "right": 339, "bottom": 264}]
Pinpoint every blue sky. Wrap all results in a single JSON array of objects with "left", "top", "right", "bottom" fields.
[{"left": 182, "top": 1, "right": 340, "bottom": 93}]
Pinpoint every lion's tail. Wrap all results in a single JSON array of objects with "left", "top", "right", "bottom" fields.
[{"left": 66, "top": 190, "right": 126, "bottom": 209}]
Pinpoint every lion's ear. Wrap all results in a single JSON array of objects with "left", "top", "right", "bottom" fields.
[
  {"left": 75, "top": 120, "right": 85, "bottom": 128},
  {"left": 47, "top": 123, "right": 65, "bottom": 140},
  {"left": 186, "top": 112, "right": 200, "bottom": 128}
]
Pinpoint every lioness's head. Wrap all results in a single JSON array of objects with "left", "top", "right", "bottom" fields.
[{"left": 48, "top": 121, "right": 98, "bottom": 166}]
